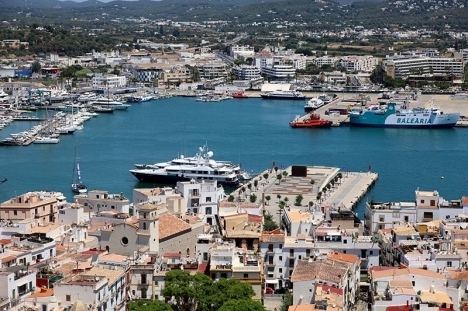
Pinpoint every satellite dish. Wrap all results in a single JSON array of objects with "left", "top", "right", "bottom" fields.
[
  {"left": 199, "top": 147, "right": 203, "bottom": 152},
  {"left": 180, "top": 155, "right": 184, "bottom": 159},
  {"left": 207, "top": 151, "right": 213, "bottom": 158}
]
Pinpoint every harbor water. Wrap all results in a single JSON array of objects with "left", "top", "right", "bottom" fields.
[{"left": 1, "top": 97, "right": 467, "bottom": 218}]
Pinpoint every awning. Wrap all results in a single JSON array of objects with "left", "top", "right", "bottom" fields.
[{"left": 265, "top": 280, "right": 279, "bottom": 284}]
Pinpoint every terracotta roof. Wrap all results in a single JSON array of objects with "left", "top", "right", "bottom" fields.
[
  {"left": 260, "top": 231, "right": 285, "bottom": 243},
  {"left": 1, "top": 255, "right": 16, "bottom": 263},
  {"left": 0, "top": 239, "right": 11, "bottom": 245},
  {"left": 29, "top": 288, "right": 54, "bottom": 298},
  {"left": 291, "top": 260, "right": 347, "bottom": 284},
  {"left": 462, "top": 197, "right": 468, "bottom": 204},
  {"left": 159, "top": 213, "right": 191, "bottom": 240},
  {"left": 99, "top": 253, "right": 128, "bottom": 262},
  {"left": 328, "top": 252, "right": 359, "bottom": 264},
  {"left": 389, "top": 280, "right": 413, "bottom": 287},
  {"left": 447, "top": 270, "right": 468, "bottom": 280},
  {"left": 419, "top": 291, "right": 453, "bottom": 304},
  {"left": 372, "top": 267, "right": 445, "bottom": 280},
  {"left": 164, "top": 253, "right": 181, "bottom": 258}
]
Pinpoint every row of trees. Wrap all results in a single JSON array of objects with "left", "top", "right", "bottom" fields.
[{"left": 129, "top": 270, "right": 268, "bottom": 311}]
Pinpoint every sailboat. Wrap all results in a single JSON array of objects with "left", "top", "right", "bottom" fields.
[{"left": 72, "top": 148, "right": 87, "bottom": 193}]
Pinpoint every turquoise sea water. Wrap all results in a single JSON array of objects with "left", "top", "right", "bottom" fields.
[{"left": 1, "top": 97, "right": 467, "bottom": 217}]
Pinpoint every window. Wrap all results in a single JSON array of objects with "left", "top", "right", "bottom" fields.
[
  {"left": 14, "top": 210, "right": 17, "bottom": 216},
  {"left": 206, "top": 197, "right": 212, "bottom": 202},
  {"left": 66, "top": 295, "right": 71, "bottom": 302},
  {"left": 121, "top": 237, "right": 129, "bottom": 245},
  {"left": 143, "top": 223, "right": 146, "bottom": 230},
  {"left": 343, "top": 239, "right": 348, "bottom": 244},
  {"left": 243, "top": 273, "right": 248, "bottom": 278},
  {"left": 370, "top": 251, "right": 374, "bottom": 255},
  {"left": 141, "top": 274, "right": 147, "bottom": 284},
  {"left": 430, "top": 200, "right": 436, "bottom": 206},
  {"left": 392, "top": 212, "right": 400, "bottom": 218},
  {"left": 447, "top": 261, "right": 452, "bottom": 267},
  {"left": 412, "top": 281, "right": 415, "bottom": 286},
  {"left": 423, "top": 212, "right": 433, "bottom": 220},
  {"left": 420, "top": 199, "right": 425, "bottom": 204},
  {"left": 141, "top": 288, "right": 147, "bottom": 299},
  {"left": 279, "top": 256, "right": 282, "bottom": 261},
  {"left": 279, "top": 268, "right": 282, "bottom": 273},
  {"left": 404, "top": 216, "right": 409, "bottom": 222},
  {"left": 379, "top": 215, "right": 385, "bottom": 222},
  {"left": 279, "top": 244, "right": 283, "bottom": 249}
]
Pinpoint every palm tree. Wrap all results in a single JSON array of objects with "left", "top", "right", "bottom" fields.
[
  {"left": 284, "top": 197, "right": 289, "bottom": 207},
  {"left": 274, "top": 166, "right": 278, "bottom": 175},
  {"left": 254, "top": 180, "right": 258, "bottom": 191},
  {"left": 277, "top": 174, "right": 282, "bottom": 184},
  {"left": 322, "top": 187, "right": 327, "bottom": 197},
  {"left": 308, "top": 201, "right": 314, "bottom": 211},
  {"left": 265, "top": 195, "right": 271, "bottom": 206},
  {"left": 247, "top": 183, "right": 252, "bottom": 194},
  {"left": 337, "top": 172, "right": 343, "bottom": 183},
  {"left": 277, "top": 194, "right": 282, "bottom": 202}
]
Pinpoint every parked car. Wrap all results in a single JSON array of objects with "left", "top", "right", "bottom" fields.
[
  {"left": 265, "top": 287, "right": 274, "bottom": 294},
  {"left": 274, "top": 287, "right": 287, "bottom": 294}
]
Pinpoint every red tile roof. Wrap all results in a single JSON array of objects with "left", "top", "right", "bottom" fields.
[
  {"left": 159, "top": 214, "right": 192, "bottom": 240},
  {"left": 164, "top": 253, "right": 181, "bottom": 258},
  {"left": 0, "top": 239, "right": 11, "bottom": 245},
  {"left": 1, "top": 255, "right": 16, "bottom": 263}
]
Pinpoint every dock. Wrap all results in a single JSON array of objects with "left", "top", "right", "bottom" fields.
[{"left": 231, "top": 165, "right": 378, "bottom": 216}]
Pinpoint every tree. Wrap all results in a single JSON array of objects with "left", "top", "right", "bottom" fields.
[
  {"left": 228, "top": 195, "right": 235, "bottom": 202},
  {"left": 219, "top": 299, "right": 266, "bottom": 311},
  {"left": 129, "top": 300, "right": 172, "bottom": 311},
  {"left": 265, "top": 195, "right": 271, "bottom": 205},
  {"left": 282, "top": 171, "right": 288, "bottom": 179},
  {"left": 277, "top": 174, "right": 282, "bottom": 184},
  {"left": 274, "top": 166, "right": 278, "bottom": 175},
  {"left": 173, "top": 28, "right": 180, "bottom": 37},
  {"left": 294, "top": 194, "right": 303, "bottom": 206},
  {"left": 254, "top": 180, "right": 258, "bottom": 190},
  {"left": 263, "top": 212, "right": 278, "bottom": 231},
  {"left": 249, "top": 193, "right": 257, "bottom": 203},
  {"left": 247, "top": 183, "right": 252, "bottom": 193},
  {"left": 31, "top": 61, "right": 41, "bottom": 73},
  {"left": 280, "top": 291, "right": 293, "bottom": 311},
  {"left": 263, "top": 173, "right": 269, "bottom": 180},
  {"left": 284, "top": 197, "right": 289, "bottom": 207},
  {"left": 277, "top": 194, "right": 281, "bottom": 202}
]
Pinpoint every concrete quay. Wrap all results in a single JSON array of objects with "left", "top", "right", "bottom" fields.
[{"left": 231, "top": 166, "right": 378, "bottom": 217}]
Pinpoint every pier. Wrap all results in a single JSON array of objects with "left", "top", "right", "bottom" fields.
[{"left": 232, "top": 165, "right": 378, "bottom": 217}]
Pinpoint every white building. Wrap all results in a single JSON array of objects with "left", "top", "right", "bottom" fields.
[
  {"left": 54, "top": 266, "right": 127, "bottom": 311},
  {"left": 92, "top": 74, "right": 127, "bottom": 88},
  {"left": 365, "top": 201, "right": 417, "bottom": 235},
  {"left": 340, "top": 55, "right": 378, "bottom": 73},
  {"left": 0, "top": 265, "right": 36, "bottom": 309},
  {"left": 232, "top": 65, "right": 261, "bottom": 80},
  {"left": 261, "top": 65, "right": 296, "bottom": 80},
  {"left": 176, "top": 179, "right": 224, "bottom": 226},
  {"left": 382, "top": 54, "right": 464, "bottom": 80},
  {"left": 75, "top": 190, "right": 131, "bottom": 215},
  {"left": 230, "top": 45, "right": 255, "bottom": 59}
]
